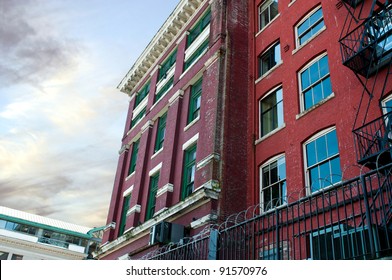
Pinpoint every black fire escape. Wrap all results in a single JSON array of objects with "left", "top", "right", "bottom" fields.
[
  {"left": 339, "top": 0, "right": 392, "bottom": 256},
  {"left": 340, "top": 0, "right": 392, "bottom": 168}
]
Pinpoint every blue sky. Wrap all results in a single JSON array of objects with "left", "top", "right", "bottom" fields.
[{"left": 0, "top": 0, "right": 179, "bottom": 227}]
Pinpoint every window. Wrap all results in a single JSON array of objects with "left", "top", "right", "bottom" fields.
[
  {"left": 187, "top": 9, "right": 211, "bottom": 47},
  {"left": 184, "top": 39, "right": 209, "bottom": 71},
  {"left": 155, "top": 113, "right": 167, "bottom": 152},
  {"left": 0, "top": 251, "right": 9, "bottom": 260},
  {"left": 118, "top": 194, "right": 131, "bottom": 236},
  {"left": 260, "top": 86, "right": 284, "bottom": 137},
  {"left": 128, "top": 140, "right": 140, "bottom": 175},
  {"left": 188, "top": 78, "right": 202, "bottom": 124},
  {"left": 11, "top": 254, "right": 23, "bottom": 260},
  {"left": 258, "top": 41, "right": 281, "bottom": 77},
  {"left": 134, "top": 82, "right": 150, "bottom": 109},
  {"left": 158, "top": 49, "right": 177, "bottom": 81},
  {"left": 300, "top": 54, "right": 332, "bottom": 111},
  {"left": 260, "top": 155, "right": 286, "bottom": 212},
  {"left": 296, "top": 7, "right": 324, "bottom": 46},
  {"left": 181, "top": 144, "right": 197, "bottom": 200},
  {"left": 130, "top": 107, "right": 146, "bottom": 129},
  {"left": 258, "top": 0, "right": 279, "bottom": 31},
  {"left": 305, "top": 128, "right": 341, "bottom": 193},
  {"left": 155, "top": 77, "right": 174, "bottom": 103},
  {"left": 145, "top": 172, "right": 160, "bottom": 221}
]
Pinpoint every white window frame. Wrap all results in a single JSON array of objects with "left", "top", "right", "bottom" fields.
[
  {"left": 295, "top": 5, "right": 325, "bottom": 48},
  {"left": 298, "top": 52, "right": 332, "bottom": 113},
  {"left": 259, "top": 153, "right": 287, "bottom": 212},
  {"left": 259, "top": 85, "right": 284, "bottom": 139},
  {"left": 258, "top": 0, "right": 279, "bottom": 32},
  {"left": 303, "top": 127, "right": 341, "bottom": 195},
  {"left": 258, "top": 40, "right": 282, "bottom": 80}
]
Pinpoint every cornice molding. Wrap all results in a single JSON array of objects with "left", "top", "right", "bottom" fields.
[{"left": 117, "top": 0, "right": 207, "bottom": 96}]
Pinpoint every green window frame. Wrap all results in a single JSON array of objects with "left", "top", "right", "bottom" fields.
[
  {"left": 158, "top": 49, "right": 177, "bottom": 81},
  {"left": 130, "top": 107, "right": 146, "bottom": 129},
  {"left": 134, "top": 82, "right": 150, "bottom": 109},
  {"left": 181, "top": 144, "right": 197, "bottom": 200},
  {"left": 187, "top": 78, "right": 203, "bottom": 124},
  {"left": 155, "top": 77, "right": 174, "bottom": 103},
  {"left": 187, "top": 9, "right": 211, "bottom": 47},
  {"left": 128, "top": 140, "right": 140, "bottom": 175},
  {"left": 118, "top": 194, "right": 131, "bottom": 237},
  {"left": 155, "top": 113, "right": 167, "bottom": 152},
  {"left": 184, "top": 39, "right": 209, "bottom": 71},
  {"left": 145, "top": 172, "right": 160, "bottom": 221}
]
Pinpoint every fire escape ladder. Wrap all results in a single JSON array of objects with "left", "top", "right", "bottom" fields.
[{"left": 340, "top": 2, "right": 392, "bottom": 168}]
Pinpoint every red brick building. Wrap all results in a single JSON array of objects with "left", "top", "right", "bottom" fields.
[
  {"left": 249, "top": 0, "right": 392, "bottom": 215},
  {"left": 97, "top": 0, "right": 250, "bottom": 259},
  {"left": 97, "top": 0, "right": 392, "bottom": 260}
]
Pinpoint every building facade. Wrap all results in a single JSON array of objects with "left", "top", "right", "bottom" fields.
[
  {"left": 0, "top": 206, "right": 100, "bottom": 260},
  {"left": 97, "top": 0, "right": 250, "bottom": 259},
  {"left": 99, "top": 0, "right": 392, "bottom": 260}
]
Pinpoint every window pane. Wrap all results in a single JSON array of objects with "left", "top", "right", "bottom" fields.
[
  {"left": 277, "top": 157, "right": 286, "bottom": 179},
  {"left": 310, "top": 8, "right": 323, "bottom": 26},
  {"left": 313, "top": 82, "right": 323, "bottom": 105},
  {"left": 301, "top": 69, "right": 310, "bottom": 90},
  {"left": 326, "top": 129, "right": 339, "bottom": 156},
  {"left": 319, "top": 56, "right": 329, "bottom": 76},
  {"left": 322, "top": 77, "right": 332, "bottom": 97},
  {"left": 298, "top": 20, "right": 309, "bottom": 36},
  {"left": 304, "top": 89, "right": 313, "bottom": 110},
  {"left": 274, "top": 43, "right": 281, "bottom": 62},
  {"left": 315, "top": 135, "right": 327, "bottom": 162},
  {"left": 313, "top": 19, "right": 324, "bottom": 35},
  {"left": 319, "top": 161, "right": 330, "bottom": 186},
  {"left": 330, "top": 157, "right": 342, "bottom": 184},
  {"left": 310, "top": 166, "right": 320, "bottom": 192},
  {"left": 277, "top": 101, "right": 284, "bottom": 127},
  {"left": 0, "top": 251, "right": 9, "bottom": 260},
  {"left": 11, "top": 254, "right": 23, "bottom": 260},
  {"left": 309, "top": 62, "right": 320, "bottom": 84},
  {"left": 262, "top": 166, "right": 270, "bottom": 188},
  {"left": 259, "top": 42, "right": 280, "bottom": 76},
  {"left": 306, "top": 141, "right": 317, "bottom": 167},
  {"left": 270, "top": 161, "right": 278, "bottom": 184}
]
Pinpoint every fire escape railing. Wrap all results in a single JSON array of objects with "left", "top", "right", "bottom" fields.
[
  {"left": 353, "top": 110, "right": 392, "bottom": 166},
  {"left": 339, "top": 7, "right": 392, "bottom": 77}
]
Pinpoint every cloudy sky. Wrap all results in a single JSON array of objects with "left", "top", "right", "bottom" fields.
[{"left": 0, "top": 0, "right": 178, "bottom": 228}]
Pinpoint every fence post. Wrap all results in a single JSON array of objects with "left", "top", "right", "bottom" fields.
[
  {"left": 275, "top": 208, "right": 280, "bottom": 260},
  {"left": 208, "top": 229, "right": 219, "bottom": 260},
  {"left": 360, "top": 174, "right": 376, "bottom": 259}
]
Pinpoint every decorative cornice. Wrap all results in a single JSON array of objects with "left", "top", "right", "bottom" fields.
[
  {"left": 196, "top": 153, "right": 220, "bottom": 169},
  {"left": 156, "top": 183, "right": 174, "bottom": 197},
  {"left": 117, "top": 0, "right": 207, "bottom": 96},
  {"left": 126, "top": 205, "right": 141, "bottom": 216},
  {"left": 141, "top": 120, "right": 154, "bottom": 134},
  {"left": 118, "top": 144, "right": 130, "bottom": 155}
]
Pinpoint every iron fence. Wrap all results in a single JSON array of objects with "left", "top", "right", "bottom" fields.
[{"left": 141, "top": 163, "right": 392, "bottom": 260}]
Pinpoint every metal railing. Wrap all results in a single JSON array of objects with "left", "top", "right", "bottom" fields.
[
  {"left": 353, "top": 111, "right": 392, "bottom": 167},
  {"left": 140, "top": 164, "right": 392, "bottom": 260},
  {"left": 339, "top": 5, "right": 392, "bottom": 76}
]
